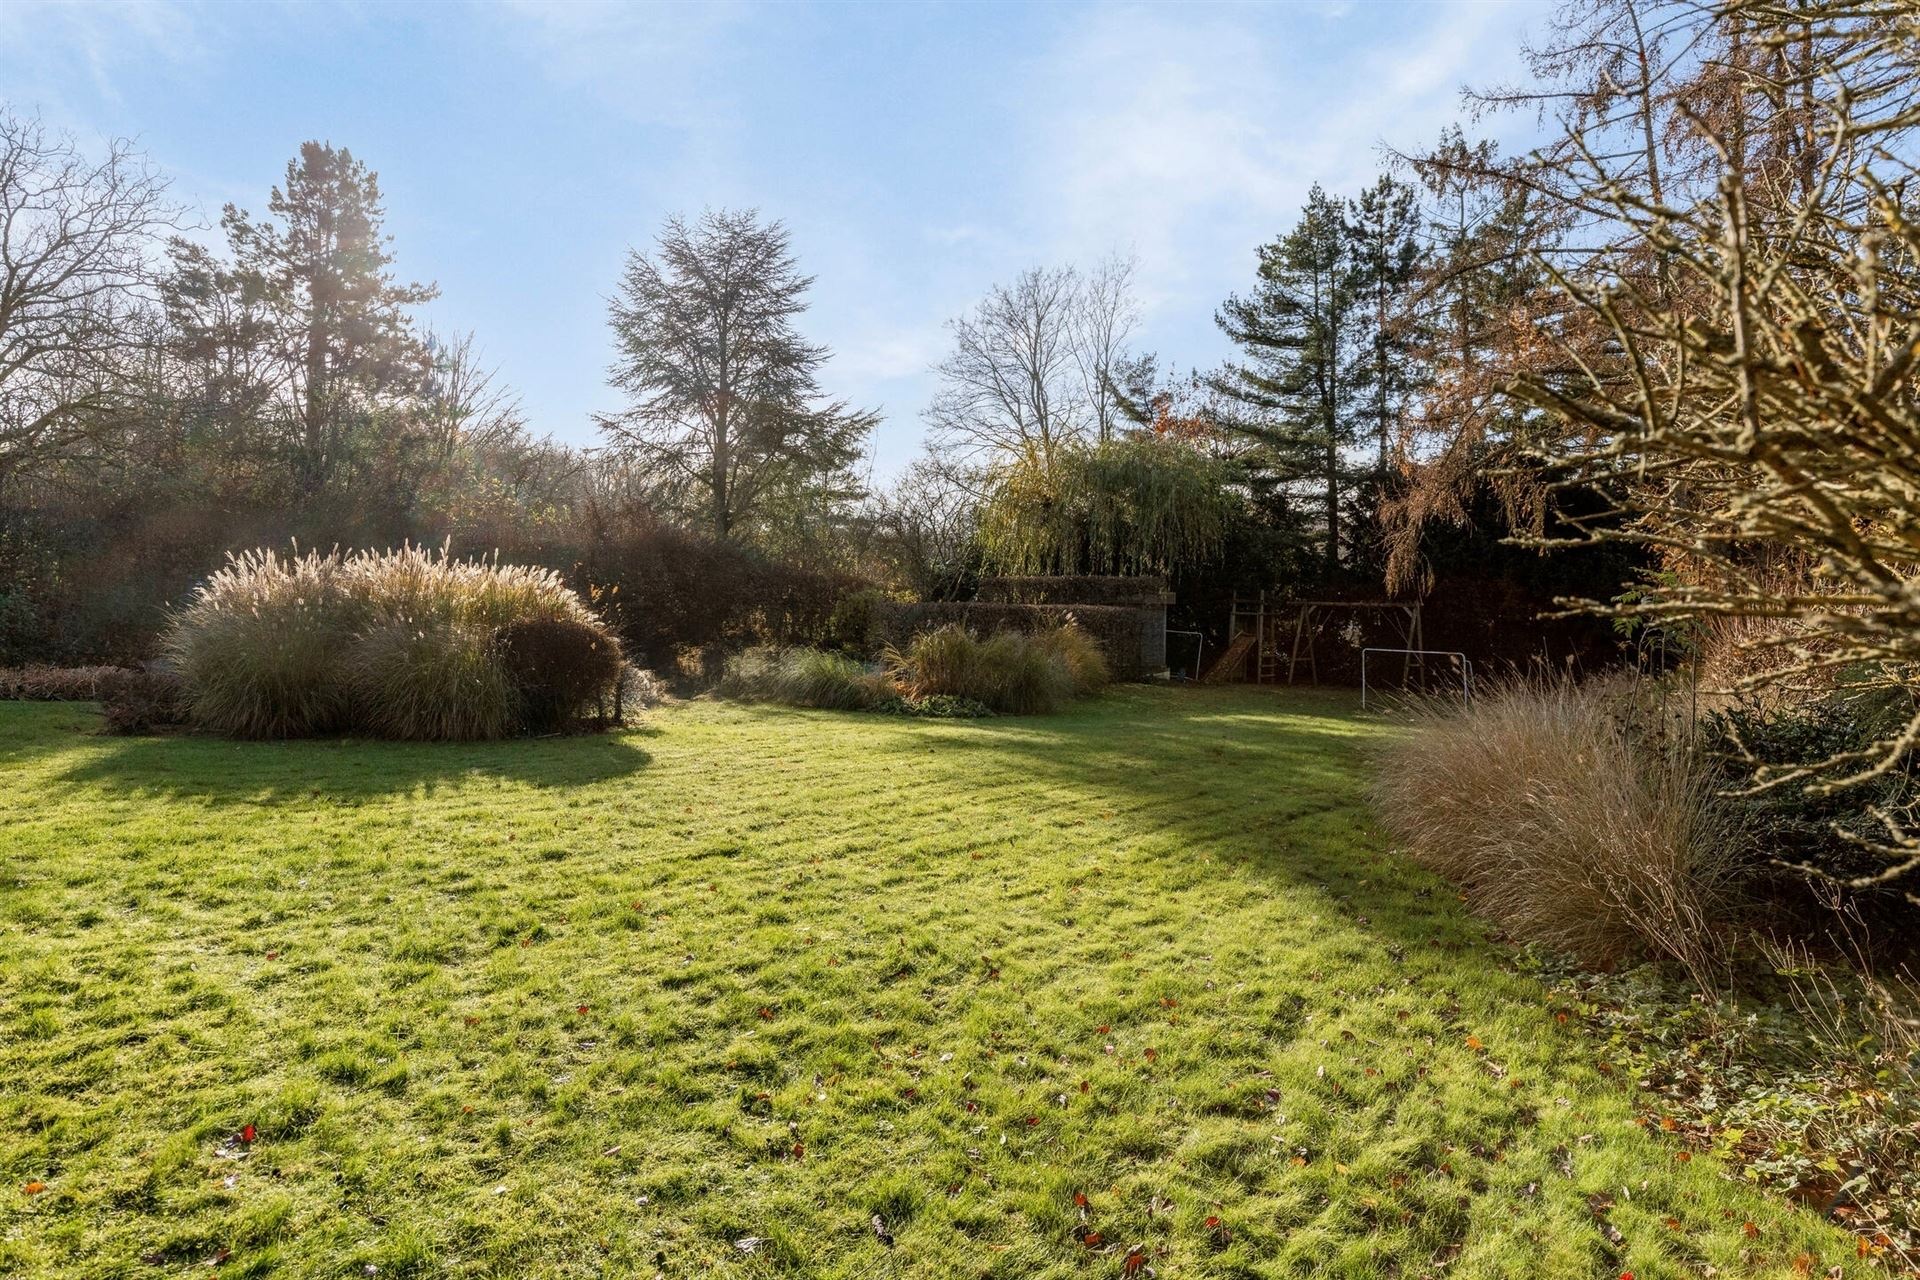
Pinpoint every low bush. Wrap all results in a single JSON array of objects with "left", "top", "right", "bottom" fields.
[
  {"left": 0, "top": 664, "right": 132, "bottom": 701},
  {"left": 1703, "top": 687, "right": 1920, "bottom": 938},
  {"left": 888, "top": 625, "right": 1078, "bottom": 716},
  {"left": 717, "top": 647, "right": 890, "bottom": 711},
  {"left": 164, "top": 545, "right": 620, "bottom": 740},
  {"left": 1373, "top": 677, "right": 1748, "bottom": 987},
  {"left": 96, "top": 668, "right": 187, "bottom": 735},
  {"left": 497, "top": 617, "right": 627, "bottom": 733},
  {"left": 877, "top": 693, "right": 993, "bottom": 719}
]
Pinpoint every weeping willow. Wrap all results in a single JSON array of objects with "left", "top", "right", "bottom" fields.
[{"left": 979, "top": 437, "right": 1238, "bottom": 576}]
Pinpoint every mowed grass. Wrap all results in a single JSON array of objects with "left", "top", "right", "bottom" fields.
[{"left": 0, "top": 688, "right": 1853, "bottom": 1279}]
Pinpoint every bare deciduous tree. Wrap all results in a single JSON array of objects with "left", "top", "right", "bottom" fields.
[
  {"left": 926, "top": 255, "right": 1142, "bottom": 481},
  {"left": 420, "top": 328, "right": 526, "bottom": 465},
  {"left": 0, "top": 109, "right": 178, "bottom": 495}
]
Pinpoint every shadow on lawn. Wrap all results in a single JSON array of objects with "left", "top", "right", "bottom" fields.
[
  {"left": 49, "top": 723, "right": 655, "bottom": 803},
  {"left": 869, "top": 683, "right": 1477, "bottom": 951}
]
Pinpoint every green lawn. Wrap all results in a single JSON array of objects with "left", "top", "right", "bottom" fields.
[{"left": 1, "top": 688, "right": 1854, "bottom": 1278}]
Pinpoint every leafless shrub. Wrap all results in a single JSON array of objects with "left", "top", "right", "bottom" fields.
[{"left": 1506, "top": 0, "right": 1920, "bottom": 902}]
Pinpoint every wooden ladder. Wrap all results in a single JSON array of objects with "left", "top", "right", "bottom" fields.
[{"left": 1256, "top": 618, "right": 1281, "bottom": 683}]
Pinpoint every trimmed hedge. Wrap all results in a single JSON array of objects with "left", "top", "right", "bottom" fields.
[
  {"left": 0, "top": 664, "right": 133, "bottom": 701},
  {"left": 975, "top": 575, "right": 1171, "bottom": 607}
]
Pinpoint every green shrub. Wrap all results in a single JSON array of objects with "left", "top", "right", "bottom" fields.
[
  {"left": 717, "top": 647, "right": 888, "bottom": 711},
  {"left": 1703, "top": 687, "right": 1919, "bottom": 934},
  {"left": 497, "top": 617, "right": 626, "bottom": 733},
  {"left": 164, "top": 545, "right": 618, "bottom": 740},
  {"left": 880, "top": 694, "right": 993, "bottom": 719}
]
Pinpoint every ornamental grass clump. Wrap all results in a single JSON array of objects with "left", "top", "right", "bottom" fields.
[
  {"left": 164, "top": 545, "right": 621, "bottom": 740},
  {"left": 717, "top": 646, "right": 889, "bottom": 711},
  {"left": 1033, "top": 622, "right": 1111, "bottom": 696},
  {"left": 1372, "top": 676, "right": 1748, "bottom": 990},
  {"left": 165, "top": 548, "right": 365, "bottom": 738},
  {"left": 888, "top": 625, "right": 1080, "bottom": 716}
]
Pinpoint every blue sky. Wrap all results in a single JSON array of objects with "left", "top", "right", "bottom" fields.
[{"left": 1, "top": 0, "right": 1545, "bottom": 477}]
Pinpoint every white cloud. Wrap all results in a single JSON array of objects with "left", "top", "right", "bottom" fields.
[
  {"left": 1011, "top": 0, "right": 1536, "bottom": 368},
  {"left": 0, "top": 0, "right": 204, "bottom": 117},
  {"left": 487, "top": 0, "right": 753, "bottom": 132}
]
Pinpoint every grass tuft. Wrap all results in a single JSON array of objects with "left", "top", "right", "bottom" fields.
[{"left": 1372, "top": 676, "right": 1746, "bottom": 988}]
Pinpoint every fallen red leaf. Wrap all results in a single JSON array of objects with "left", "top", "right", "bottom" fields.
[
  {"left": 1082, "top": 1231, "right": 1103, "bottom": 1248},
  {"left": 22, "top": 1181, "right": 46, "bottom": 1195},
  {"left": 1123, "top": 1245, "right": 1147, "bottom": 1274},
  {"left": 239, "top": 1124, "right": 256, "bottom": 1144},
  {"left": 1073, "top": 1192, "right": 1089, "bottom": 1207}
]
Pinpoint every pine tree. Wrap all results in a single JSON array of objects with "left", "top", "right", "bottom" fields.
[
  {"left": 1213, "top": 184, "right": 1358, "bottom": 578},
  {"left": 167, "top": 142, "right": 437, "bottom": 499},
  {"left": 1343, "top": 175, "right": 1424, "bottom": 471},
  {"left": 598, "top": 209, "right": 875, "bottom": 540}
]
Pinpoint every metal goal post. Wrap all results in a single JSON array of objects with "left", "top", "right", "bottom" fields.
[{"left": 1359, "top": 647, "right": 1473, "bottom": 710}]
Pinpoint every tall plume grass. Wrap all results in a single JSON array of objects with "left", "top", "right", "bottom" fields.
[
  {"left": 887, "top": 625, "right": 1086, "bottom": 715},
  {"left": 717, "top": 647, "right": 891, "bottom": 711},
  {"left": 165, "top": 545, "right": 616, "bottom": 740},
  {"left": 1373, "top": 677, "right": 1748, "bottom": 989}
]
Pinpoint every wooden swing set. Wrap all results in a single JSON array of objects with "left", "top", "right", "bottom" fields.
[{"left": 1202, "top": 591, "right": 1424, "bottom": 685}]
